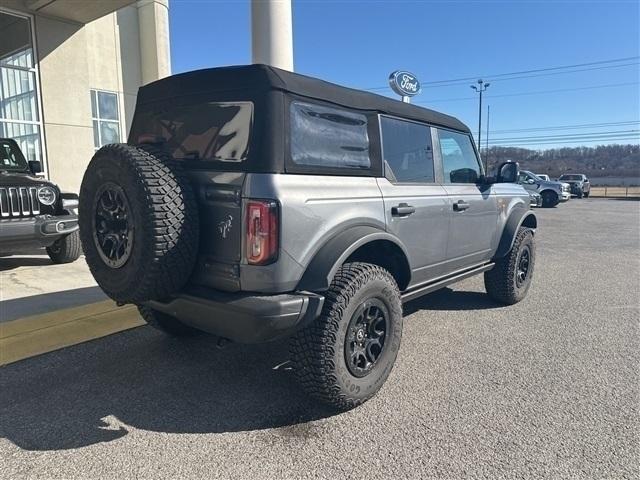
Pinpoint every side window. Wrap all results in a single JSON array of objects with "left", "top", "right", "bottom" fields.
[
  {"left": 380, "top": 116, "right": 434, "bottom": 183},
  {"left": 436, "top": 129, "right": 482, "bottom": 184},
  {"left": 91, "top": 89, "right": 121, "bottom": 149},
  {"left": 290, "top": 102, "right": 370, "bottom": 169}
]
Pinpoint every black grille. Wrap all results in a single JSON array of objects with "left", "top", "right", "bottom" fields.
[{"left": 0, "top": 187, "right": 41, "bottom": 218}]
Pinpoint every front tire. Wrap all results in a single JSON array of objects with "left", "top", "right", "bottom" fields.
[
  {"left": 484, "top": 227, "right": 535, "bottom": 305},
  {"left": 46, "top": 230, "right": 81, "bottom": 264},
  {"left": 541, "top": 190, "right": 559, "bottom": 208},
  {"left": 290, "top": 262, "right": 403, "bottom": 410}
]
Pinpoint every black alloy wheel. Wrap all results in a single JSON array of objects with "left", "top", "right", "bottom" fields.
[
  {"left": 345, "top": 298, "right": 389, "bottom": 378},
  {"left": 93, "top": 182, "right": 134, "bottom": 269},
  {"left": 515, "top": 245, "right": 531, "bottom": 288}
]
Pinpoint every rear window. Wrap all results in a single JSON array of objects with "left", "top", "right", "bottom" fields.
[
  {"left": 130, "top": 102, "right": 253, "bottom": 162},
  {"left": 290, "top": 101, "right": 370, "bottom": 169}
]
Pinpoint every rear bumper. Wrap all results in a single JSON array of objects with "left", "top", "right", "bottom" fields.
[
  {"left": 146, "top": 287, "right": 325, "bottom": 343},
  {"left": 0, "top": 214, "right": 78, "bottom": 250}
]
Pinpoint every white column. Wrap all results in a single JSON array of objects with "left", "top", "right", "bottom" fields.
[
  {"left": 137, "top": 0, "right": 171, "bottom": 84},
  {"left": 251, "top": 0, "right": 294, "bottom": 71}
]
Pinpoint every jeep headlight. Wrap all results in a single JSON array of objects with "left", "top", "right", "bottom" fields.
[{"left": 38, "top": 186, "right": 57, "bottom": 205}]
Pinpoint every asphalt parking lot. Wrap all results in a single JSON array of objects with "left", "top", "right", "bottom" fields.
[{"left": 1, "top": 198, "right": 638, "bottom": 479}]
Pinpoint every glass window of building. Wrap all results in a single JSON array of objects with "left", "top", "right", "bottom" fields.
[
  {"left": 91, "top": 90, "right": 121, "bottom": 149},
  {"left": 0, "top": 10, "right": 43, "bottom": 164}
]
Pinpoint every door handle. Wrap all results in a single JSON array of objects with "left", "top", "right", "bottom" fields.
[
  {"left": 453, "top": 200, "right": 470, "bottom": 212},
  {"left": 391, "top": 203, "right": 416, "bottom": 217}
]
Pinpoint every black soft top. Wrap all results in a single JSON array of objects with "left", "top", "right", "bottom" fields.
[{"left": 137, "top": 64, "right": 470, "bottom": 133}]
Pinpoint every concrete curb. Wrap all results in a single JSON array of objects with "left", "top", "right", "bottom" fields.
[{"left": 0, "top": 300, "right": 145, "bottom": 366}]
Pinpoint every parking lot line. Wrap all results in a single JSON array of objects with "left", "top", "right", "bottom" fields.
[{"left": 0, "top": 300, "right": 144, "bottom": 366}]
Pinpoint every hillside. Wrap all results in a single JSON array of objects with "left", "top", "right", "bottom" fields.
[{"left": 484, "top": 143, "right": 639, "bottom": 178}]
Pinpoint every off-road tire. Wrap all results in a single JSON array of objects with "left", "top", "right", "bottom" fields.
[
  {"left": 584, "top": 191, "right": 589, "bottom": 198},
  {"left": 138, "top": 305, "right": 202, "bottom": 336},
  {"left": 79, "top": 144, "right": 199, "bottom": 304},
  {"left": 290, "top": 262, "right": 403, "bottom": 410},
  {"left": 577, "top": 191, "right": 583, "bottom": 199},
  {"left": 46, "top": 230, "right": 81, "bottom": 264},
  {"left": 541, "top": 190, "right": 559, "bottom": 208},
  {"left": 484, "top": 227, "right": 535, "bottom": 305}
]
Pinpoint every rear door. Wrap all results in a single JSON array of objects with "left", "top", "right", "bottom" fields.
[
  {"left": 376, "top": 116, "right": 450, "bottom": 287},
  {"left": 433, "top": 128, "right": 498, "bottom": 271}
]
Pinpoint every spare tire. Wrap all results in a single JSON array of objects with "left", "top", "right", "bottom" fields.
[{"left": 79, "top": 144, "right": 199, "bottom": 304}]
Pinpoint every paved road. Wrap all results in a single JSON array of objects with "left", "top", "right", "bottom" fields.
[{"left": 1, "top": 199, "right": 638, "bottom": 479}]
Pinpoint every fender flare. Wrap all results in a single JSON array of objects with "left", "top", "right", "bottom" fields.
[
  {"left": 494, "top": 208, "right": 537, "bottom": 259},
  {"left": 296, "top": 225, "right": 410, "bottom": 292}
]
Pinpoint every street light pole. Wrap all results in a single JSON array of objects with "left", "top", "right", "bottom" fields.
[
  {"left": 485, "top": 104, "right": 490, "bottom": 170},
  {"left": 471, "top": 79, "right": 490, "bottom": 164}
]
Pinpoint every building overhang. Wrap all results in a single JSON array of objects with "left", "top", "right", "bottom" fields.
[{"left": 17, "top": 0, "right": 137, "bottom": 24}]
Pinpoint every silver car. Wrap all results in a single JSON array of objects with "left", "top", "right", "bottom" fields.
[
  {"left": 518, "top": 170, "right": 570, "bottom": 207},
  {"left": 79, "top": 64, "right": 537, "bottom": 410}
]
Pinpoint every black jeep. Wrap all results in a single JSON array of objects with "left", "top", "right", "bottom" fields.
[{"left": 0, "top": 138, "right": 80, "bottom": 263}]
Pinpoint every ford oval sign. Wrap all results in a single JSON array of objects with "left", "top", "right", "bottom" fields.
[{"left": 389, "top": 71, "right": 421, "bottom": 97}]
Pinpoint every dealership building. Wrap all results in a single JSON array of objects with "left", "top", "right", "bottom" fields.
[{"left": 1, "top": 0, "right": 171, "bottom": 192}]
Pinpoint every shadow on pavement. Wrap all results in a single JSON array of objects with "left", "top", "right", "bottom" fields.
[
  {"left": 404, "top": 287, "right": 502, "bottom": 315},
  {"left": 0, "top": 286, "right": 498, "bottom": 451},
  {"left": 1, "top": 286, "right": 107, "bottom": 322},
  {"left": 0, "top": 256, "right": 53, "bottom": 272},
  {"left": 0, "top": 326, "right": 336, "bottom": 451}
]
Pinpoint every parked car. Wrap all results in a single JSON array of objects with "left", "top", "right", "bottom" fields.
[
  {"left": 558, "top": 173, "right": 591, "bottom": 198},
  {"left": 518, "top": 170, "right": 570, "bottom": 207},
  {"left": 0, "top": 138, "right": 81, "bottom": 263},
  {"left": 535, "top": 174, "right": 551, "bottom": 181},
  {"left": 528, "top": 191, "right": 543, "bottom": 207},
  {"left": 79, "top": 64, "right": 537, "bottom": 410}
]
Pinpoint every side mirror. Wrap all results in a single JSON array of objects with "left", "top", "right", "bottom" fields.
[
  {"left": 28, "top": 160, "right": 42, "bottom": 174},
  {"left": 496, "top": 161, "right": 518, "bottom": 183}
]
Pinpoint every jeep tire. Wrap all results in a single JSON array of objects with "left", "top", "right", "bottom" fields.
[
  {"left": 138, "top": 305, "right": 202, "bottom": 336},
  {"left": 46, "top": 230, "right": 81, "bottom": 264},
  {"left": 290, "top": 262, "right": 403, "bottom": 410},
  {"left": 541, "top": 190, "right": 559, "bottom": 208},
  {"left": 484, "top": 227, "right": 535, "bottom": 305},
  {"left": 79, "top": 144, "right": 199, "bottom": 304}
]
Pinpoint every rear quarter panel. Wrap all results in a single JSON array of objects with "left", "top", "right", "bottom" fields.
[
  {"left": 490, "top": 183, "right": 532, "bottom": 254},
  {"left": 242, "top": 173, "right": 385, "bottom": 292}
]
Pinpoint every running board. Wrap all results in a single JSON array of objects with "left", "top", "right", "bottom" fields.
[{"left": 401, "top": 263, "right": 495, "bottom": 303}]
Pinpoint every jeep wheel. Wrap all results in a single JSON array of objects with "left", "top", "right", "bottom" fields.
[
  {"left": 46, "top": 230, "right": 81, "bottom": 264},
  {"left": 584, "top": 191, "right": 590, "bottom": 198},
  {"left": 576, "top": 191, "right": 583, "bottom": 199},
  {"left": 79, "top": 144, "right": 199, "bottom": 304},
  {"left": 484, "top": 227, "right": 535, "bottom": 305},
  {"left": 290, "top": 262, "right": 403, "bottom": 410},
  {"left": 138, "top": 305, "right": 202, "bottom": 336},
  {"left": 541, "top": 190, "right": 559, "bottom": 208}
]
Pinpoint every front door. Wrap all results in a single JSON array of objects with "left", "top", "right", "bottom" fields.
[
  {"left": 377, "top": 116, "right": 450, "bottom": 287},
  {"left": 434, "top": 127, "right": 498, "bottom": 272}
]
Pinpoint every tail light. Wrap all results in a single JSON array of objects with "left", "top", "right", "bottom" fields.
[{"left": 246, "top": 200, "right": 279, "bottom": 265}]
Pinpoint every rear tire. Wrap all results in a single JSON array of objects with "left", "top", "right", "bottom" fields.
[
  {"left": 79, "top": 144, "right": 199, "bottom": 304},
  {"left": 138, "top": 305, "right": 202, "bottom": 337},
  {"left": 46, "top": 230, "right": 81, "bottom": 264},
  {"left": 290, "top": 262, "right": 403, "bottom": 410},
  {"left": 584, "top": 191, "right": 589, "bottom": 198},
  {"left": 484, "top": 227, "right": 535, "bottom": 305},
  {"left": 541, "top": 190, "right": 559, "bottom": 208}
]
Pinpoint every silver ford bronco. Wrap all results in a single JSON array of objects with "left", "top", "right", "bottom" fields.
[{"left": 79, "top": 65, "right": 537, "bottom": 409}]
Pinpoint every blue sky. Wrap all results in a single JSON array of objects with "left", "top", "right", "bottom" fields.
[{"left": 169, "top": 0, "right": 639, "bottom": 150}]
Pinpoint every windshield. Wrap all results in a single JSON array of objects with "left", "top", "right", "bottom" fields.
[
  {"left": 559, "top": 174, "right": 581, "bottom": 180},
  {"left": 523, "top": 171, "right": 542, "bottom": 181},
  {"left": 0, "top": 140, "right": 28, "bottom": 172}
]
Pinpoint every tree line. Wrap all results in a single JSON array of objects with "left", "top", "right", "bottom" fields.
[{"left": 483, "top": 143, "right": 639, "bottom": 178}]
